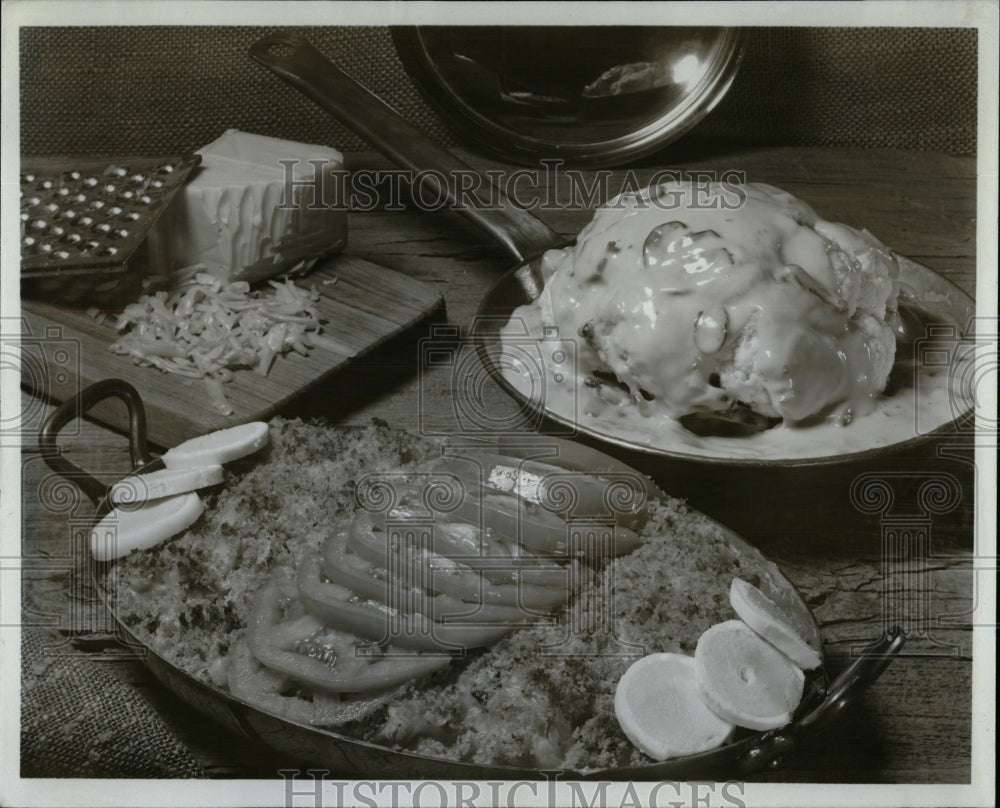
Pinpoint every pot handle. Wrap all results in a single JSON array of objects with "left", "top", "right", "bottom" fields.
[
  {"left": 38, "top": 379, "right": 154, "bottom": 506},
  {"left": 738, "top": 627, "right": 906, "bottom": 773},
  {"left": 248, "top": 32, "right": 563, "bottom": 264}
]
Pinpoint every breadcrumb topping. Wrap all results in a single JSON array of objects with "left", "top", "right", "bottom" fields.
[{"left": 109, "top": 419, "right": 785, "bottom": 771}]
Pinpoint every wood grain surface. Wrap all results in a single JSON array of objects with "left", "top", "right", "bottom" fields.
[
  {"left": 20, "top": 255, "right": 443, "bottom": 447},
  {"left": 19, "top": 146, "right": 982, "bottom": 784}
]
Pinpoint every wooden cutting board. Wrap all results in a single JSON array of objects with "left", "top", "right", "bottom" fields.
[{"left": 20, "top": 254, "right": 443, "bottom": 447}]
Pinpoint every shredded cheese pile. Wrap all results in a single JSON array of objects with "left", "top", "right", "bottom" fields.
[{"left": 110, "top": 272, "right": 324, "bottom": 414}]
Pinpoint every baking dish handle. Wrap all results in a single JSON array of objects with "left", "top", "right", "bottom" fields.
[
  {"left": 738, "top": 627, "right": 906, "bottom": 773},
  {"left": 38, "top": 378, "right": 154, "bottom": 506}
]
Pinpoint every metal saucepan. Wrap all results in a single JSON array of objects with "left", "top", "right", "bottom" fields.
[
  {"left": 248, "top": 33, "right": 976, "bottom": 540},
  {"left": 40, "top": 378, "right": 904, "bottom": 778}
]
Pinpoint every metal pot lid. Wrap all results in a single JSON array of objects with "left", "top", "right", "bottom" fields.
[{"left": 392, "top": 26, "right": 744, "bottom": 167}]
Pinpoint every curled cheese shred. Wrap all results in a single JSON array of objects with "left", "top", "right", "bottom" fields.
[{"left": 111, "top": 271, "right": 324, "bottom": 414}]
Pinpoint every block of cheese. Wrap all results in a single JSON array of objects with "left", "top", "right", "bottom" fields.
[{"left": 154, "top": 129, "right": 347, "bottom": 284}]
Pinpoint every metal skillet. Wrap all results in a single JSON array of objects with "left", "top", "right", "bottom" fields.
[
  {"left": 249, "top": 34, "right": 977, "bottom": 471},
  {"left": 41, "top": 378, "right": 904, "bottom": 778}
]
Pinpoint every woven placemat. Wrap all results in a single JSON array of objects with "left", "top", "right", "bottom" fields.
[
  {"left": 19, "top": 26, "right": 977, "bottom": 159},
  {"left": 20, "top": 627, "right": 206, "bottom": 778},
  {"left": 701, "top": 27, "right": 978, "bottom": 154}
]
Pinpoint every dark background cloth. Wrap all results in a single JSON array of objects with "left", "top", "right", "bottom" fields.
[
  {"left": 21, "top": 628, "right": 206, "bottom": 778},
  {"left": 20, "top": 25, "right": 977, "bottom": 159}
]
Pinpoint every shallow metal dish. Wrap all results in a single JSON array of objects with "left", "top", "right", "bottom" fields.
[
  {"left": 40, "top": 379, "right": 904, "bottom": 779},
  {"left": 472, "top": 253, "right": 977, "bottom": 469}
]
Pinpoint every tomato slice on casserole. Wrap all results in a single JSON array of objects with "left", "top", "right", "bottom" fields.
[
  {"left": 379, "top": 501, "right": 571, "bottom": 588},
  {"left": 348, "top": 510, "right": 573, "bottom": 609},
  {"left": 434, "top": 453, "right": 652, "bottom": 531},
  {"left": 296, "top": 558, "right": 519, "bottom": 652},
  {"left": 227, "top": 636, "right": 393, "bottom": 726},
  {"left": 322, "top": 530, "right": 556, "bottom": 624},
  {"left": 246, "top": 578, "right": 451, "bottom": 692}
]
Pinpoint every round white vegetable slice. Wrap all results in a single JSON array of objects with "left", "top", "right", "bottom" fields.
[
  {"left": 614, "top": 653, "right": 734, "bottom": 761},
  {"left": 695, "top": 619, "right": 805, "bottom": 731},
  {"left": 109, "top": 464, "right": 224, "bottom": 505},
  {"left": 161, "top": 422, "right": 269, "bottom": 469},
  {"left": 90, "top": 492, "right": 205, "bottom": 561},
  {"left": 730, "top": 578, "right": 822, "bottom": 669}
]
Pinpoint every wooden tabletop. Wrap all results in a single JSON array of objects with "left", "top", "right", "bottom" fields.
[{"left": 19, "top": 145, "right": 980, "bottom": 783}]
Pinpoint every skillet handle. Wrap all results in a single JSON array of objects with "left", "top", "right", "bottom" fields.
[
  {"left": 249, "top": 32, "right": 563, "bottom": 264},
  {"left": 797, "top": 627, "right": 906, "bottom": 733},
  {"left": 738, "top": 627, "right": 906, "bottom": 773},
  {"left": 38, "top": 379, "right": 154, "bottom": 506}
]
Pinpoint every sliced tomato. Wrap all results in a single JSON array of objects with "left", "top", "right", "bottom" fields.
[
  {"left": 296, "top": 557, "right": 517, "bottom": 652},
  {"left": 227, "top": 636, "right": 392, "bottom": 726},
  {"left": 321, "top": 530, "right": 549, "bottom": 624},
  {"left": 348, "top": 510, "right": 572, "bottom": 609},
  {"left": 247, "top": 578, "right": 451, "bottom": 692},
  {"left": 433, "top": 453, "right": 652, "bottom": 531},
  {"left": 447, "top": 487, "right": 643, "bottom": 558},
  {"left": 384, "top": 499, "right": 573, "bottom": 588}
]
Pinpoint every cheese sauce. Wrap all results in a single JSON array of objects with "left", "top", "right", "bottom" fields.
[
  {"left": 499, "top": 301, "right": 969, "bottom": 460},
  {"left": 498, "top": 183, "right": 970, "bottom": 461}
]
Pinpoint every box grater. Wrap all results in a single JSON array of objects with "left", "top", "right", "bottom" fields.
[{"left": 20, "top": 154, "right": 201, "bottom": 306}]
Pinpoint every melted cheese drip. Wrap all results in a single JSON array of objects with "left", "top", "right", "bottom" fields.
[
  {"left": 540, "top": 182, "right": 899, "bottom": 424},
  {"left": 500, "top": 302, "right": 969, "bottom": 460},
  {"left": 499, "top": 182, "right": 968, "bottom": 461}
]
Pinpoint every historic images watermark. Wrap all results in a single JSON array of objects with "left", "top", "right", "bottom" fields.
[
  {"left": 278, "top": 159, "right": 748, "bottom": 213},
  {"left": 20, "top": 456, "right": 150, "bottom": 656},
  {"left": 280, "top": 771, "right": 748, "bottom": 808},
  {"left": 3, "top": 318, "right": 91, "bottom": 652},
  {"left": 417, "top": 321, "right": 579, "bottom": 439},
  {"left": 848, "top": 315, "right": 998, "bottom": 654},
  {"left": 3, "top": 319, "right": 151, "bottom": 654},
  {"left": 912, "top": 315, "right": 998, "bottom": 436},
  {"left": 1, "top": 318, "right": 82, "bottom": 446},
  {"left": 849, "top": 471, "right": 965, "bottom": 656}
]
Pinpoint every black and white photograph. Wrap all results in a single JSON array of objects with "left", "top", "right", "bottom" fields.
[{"left": 1, "top": 2, "right": 996, "bottom": 807}]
